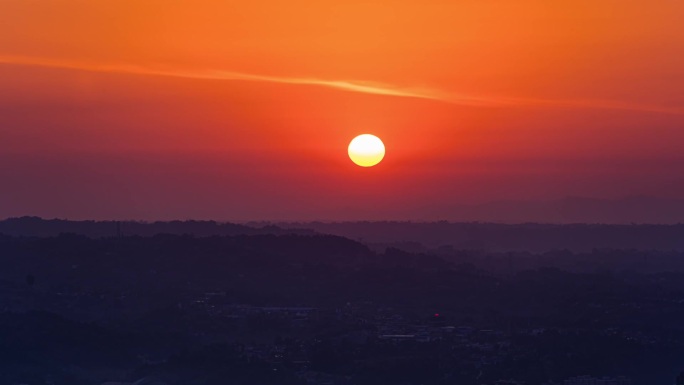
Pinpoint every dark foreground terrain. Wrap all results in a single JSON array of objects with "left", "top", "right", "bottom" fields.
[{"left": 1, "top": 218, "right": 684, "bottom": 385}]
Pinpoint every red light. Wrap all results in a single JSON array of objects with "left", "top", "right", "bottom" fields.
[{"left": 434, "top": 313, "right": 440, "bottom": 317}]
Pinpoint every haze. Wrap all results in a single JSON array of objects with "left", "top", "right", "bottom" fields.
[{"left": 1, "top": 0, "right": 684, "bottom": 221}]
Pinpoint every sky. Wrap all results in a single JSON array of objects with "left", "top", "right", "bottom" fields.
[{"left": 1, "top": 0, "right": 683, "bottom": 221}]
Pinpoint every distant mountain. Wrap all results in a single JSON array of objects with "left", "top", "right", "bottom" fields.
[
  {"left": 0, "top": 217, "right": 314, "bottom": 238},
  {"left": 430, "top": 196, "right": 684, "bottom": 224},
  {"left": 279, "top": 220, "right": 684, "bottom": 252}
]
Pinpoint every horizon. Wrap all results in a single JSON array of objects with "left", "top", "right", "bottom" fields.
[{"left": 4, "top": 194, "right": 684, "bottom": 224}]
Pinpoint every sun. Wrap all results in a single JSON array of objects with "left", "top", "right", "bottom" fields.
[{"left": 348, "top": 134, "right": 385, "bottom": 167}]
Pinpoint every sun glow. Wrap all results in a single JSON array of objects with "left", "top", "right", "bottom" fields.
[{"left": 348, "top": 134, "right": 385, "bottom": 167}]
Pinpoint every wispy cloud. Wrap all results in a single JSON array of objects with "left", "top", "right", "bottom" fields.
[{"left": 1, "top": 54, "right": 682, "bottom": 115}]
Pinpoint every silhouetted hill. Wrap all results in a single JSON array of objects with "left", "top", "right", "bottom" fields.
[
  {"left": 277, "top": 221, "right": 684, "bottom": 252},
  {"left": 0, "top": 217, "right": 313, "bottom": 238},
  {"left": 429, "top": 195, "right": 684, "bottom": 224},
  {"left": 2, "top": 234, "right": 684, "bottom": 384},
  {"left": 9, "top": 217, "right": 684, "bottom": 253}
]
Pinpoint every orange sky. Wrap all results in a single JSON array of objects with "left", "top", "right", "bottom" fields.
[{"left": 1, "top": 0, "right": 683, "bottom": 220}]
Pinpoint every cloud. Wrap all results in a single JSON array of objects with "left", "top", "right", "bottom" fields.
[
  {"left": 0, "top": 54, "right": 465, "bottom": 102},
  {"left": 1, "top": 54, "right": 682, "bottom": 115}
]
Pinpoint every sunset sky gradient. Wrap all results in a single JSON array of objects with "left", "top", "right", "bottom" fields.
[{"left": 1, "top": 0, "right": 683, "bottom": 220}]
